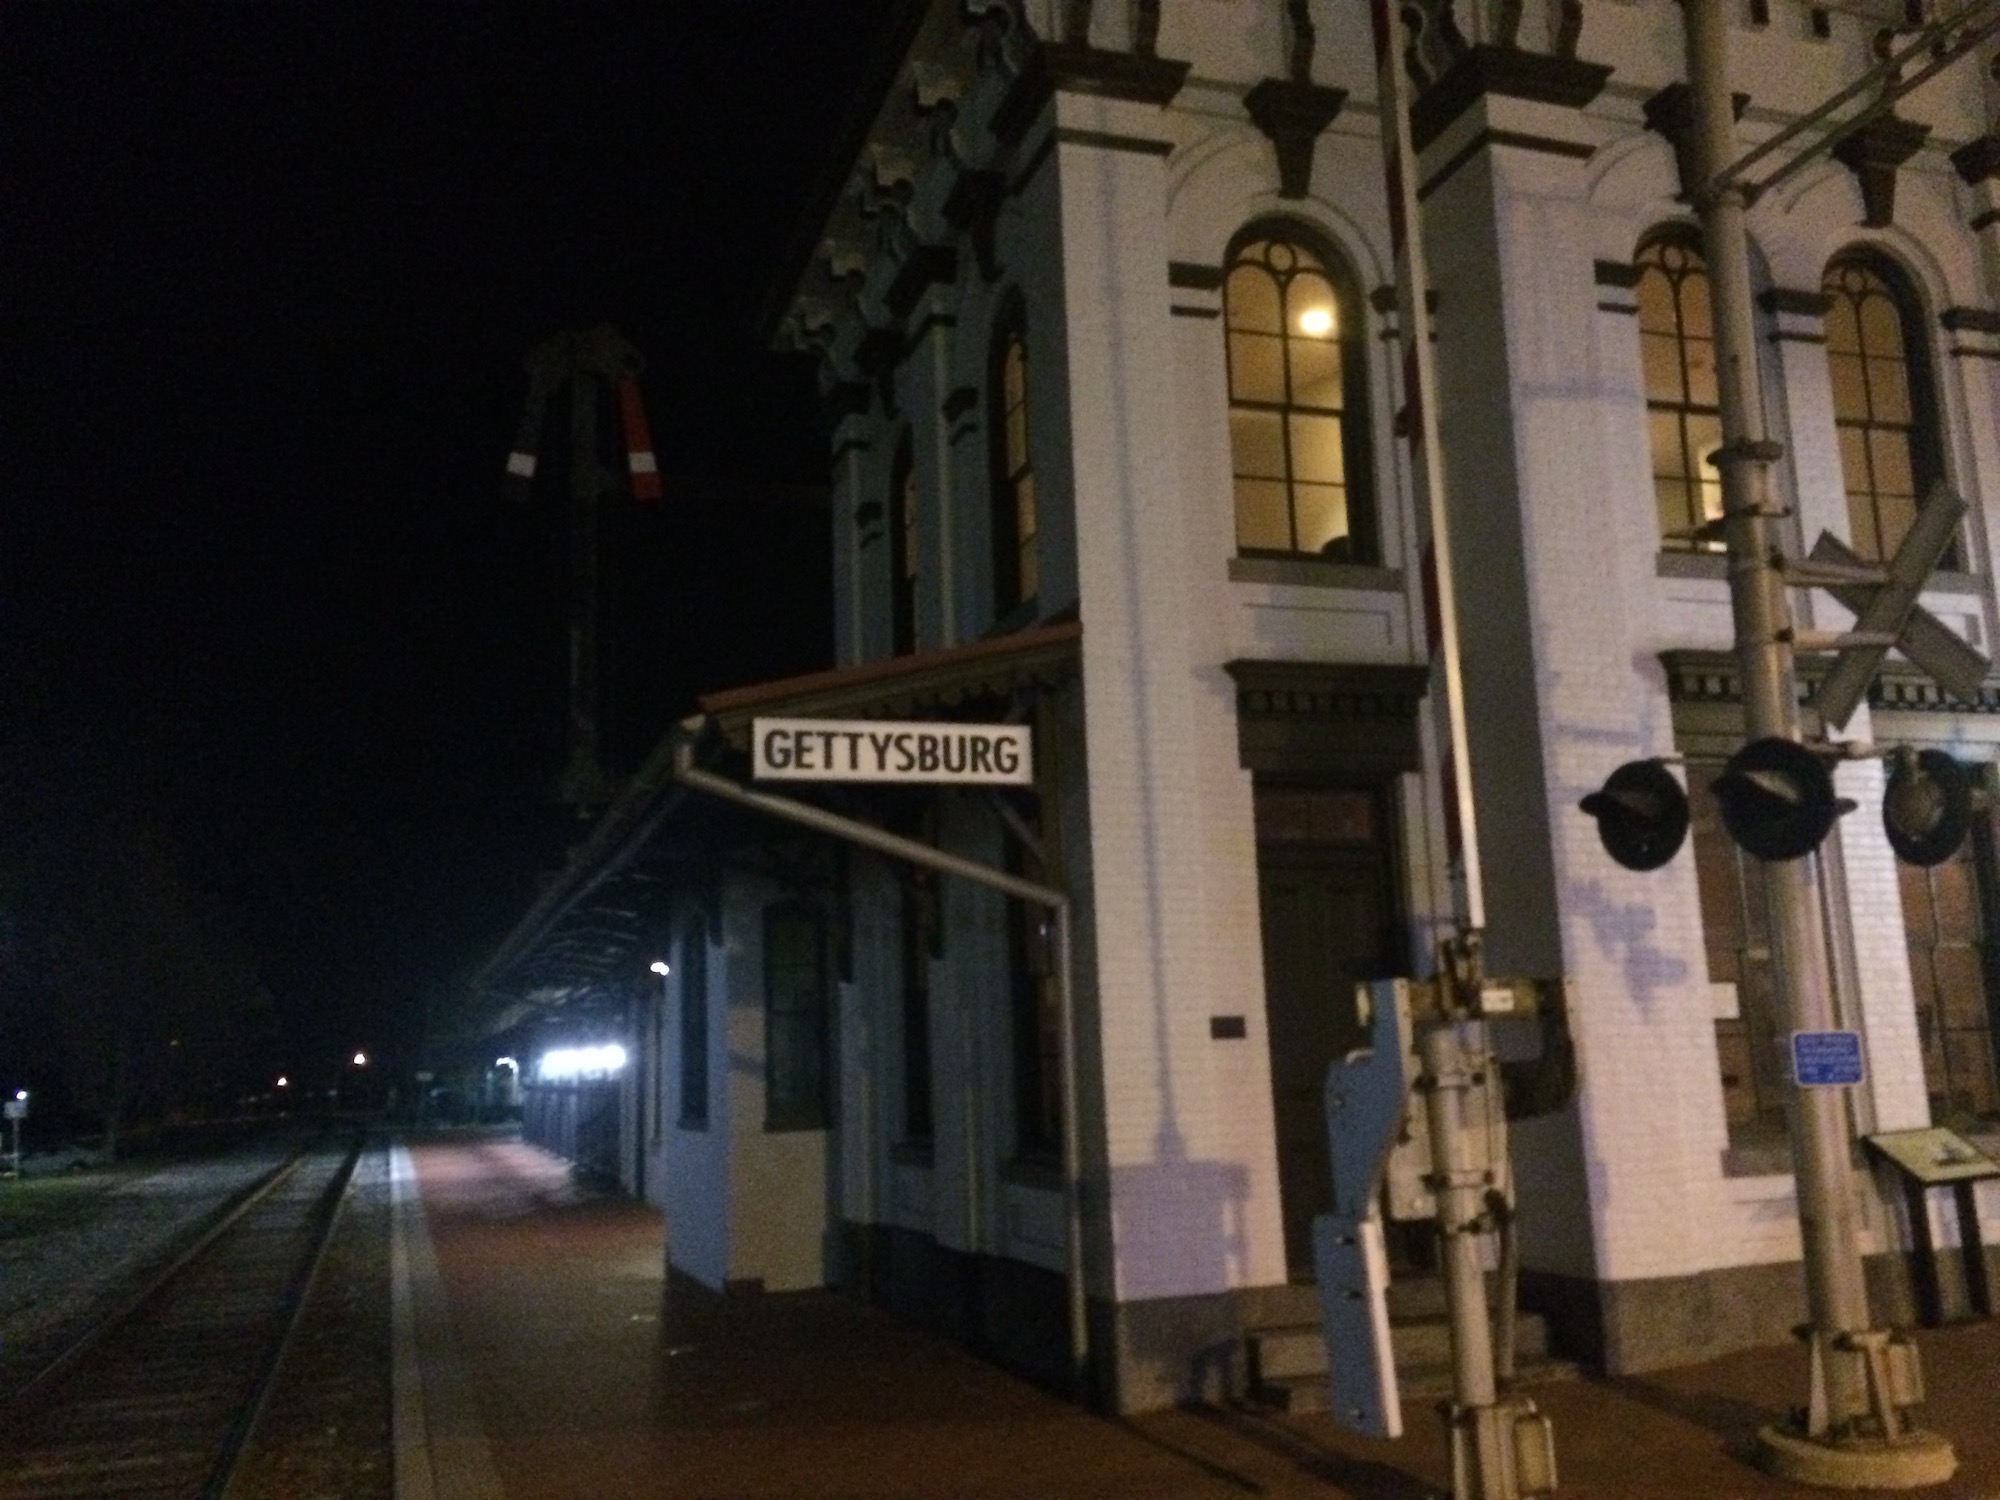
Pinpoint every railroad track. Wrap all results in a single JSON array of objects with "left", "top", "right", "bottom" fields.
[{"left": 0, "top": 1136, "right": 363, "bottom": 1500}]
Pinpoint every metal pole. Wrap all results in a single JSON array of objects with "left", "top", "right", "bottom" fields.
[
  {"left": 1683, "top": 7, "right": 1954, "bottom": 1484},
  {"left": 671, "top": 734, "right": 1091, "bottom": 1393}
]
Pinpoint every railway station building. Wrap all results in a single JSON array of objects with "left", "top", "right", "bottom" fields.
[{"left": 477, "top": 0, "right": 2000, "bottom": 1413}]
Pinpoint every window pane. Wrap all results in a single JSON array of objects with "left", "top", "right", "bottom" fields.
[
  {"left": 1006, "top": 399, "right": 1028, "bottom": 468},
  {"left": 1649, "top": 410, "right": 1689, "bottom": 478},
  {"left": 1226, "top": 262, "right": 1281, "bottom": 333},
  {"left": 1015, "top": 472, "right": 1037, "bottom": 539},
  {"left": 1288, "top": 335, "right": 1342, "bottom": 410},
  {"left": 1289, "top": 412, "right": 1346, "bottom": 485},
  {"left": 1230, "top": 408, "right": 1287, "bottom": 480},
  {"left": 1004, "top": 338, "right": 1026, "bottom": 408},
  {"left": 1828, "top": 352, "right": 1866, "bottom": 421},
  {"left": 1867, "top": 356, "right": 1912, "bottom": 425},
  {"left": 1636, "top": 268, "right": 1679, "bottom": 336},
  {"left": 1235, "top": 478, "right": 1290, "bottom": 550},
  {"left": 1869, "top": 428, "right": 1914, "bottom": 497},
  {"left": 1858, "top": 290, "right": 1902, "bottom": 356},
  {"left": 1641, "top": 331, "right": 1684, "bottom": 404},
  {"left": 1229, "top": 331, "right": 1285, "bottom": 404},
  {"left": 1657, "top": 476, "right": 1696, "bottom": 538},
  {"left": 1293, "top": 483, "right": 1349, "bottom": 556},
  {"left": 1685, "top": 413, "right": 1722, "bottom": 486},
  {"left": 1678, "top": 267, "right": 1712, "bottom": 341},
  {"left": 1683, "top": 331, "right": 1718, "bottom": 411},
  {"left": 1837, "top": 425, "right": 1870, "bottom": 495},
  {"left": 1824, "top": 296, "right": 1862, "bottom": 355}
]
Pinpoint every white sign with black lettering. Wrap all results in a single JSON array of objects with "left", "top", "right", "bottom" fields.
[{"left": 752, "top": 717, "right": 1032, "bottom": 786}]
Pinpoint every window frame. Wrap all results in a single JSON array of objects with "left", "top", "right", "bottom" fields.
[
  {"left": 890, "top": 430, "right": 918, "bottom": 656},
  {"left": 988, "top": 299, "right": 1038, "bottom": 621},
  {"left": 1635, "top": 225, "right": 1726, "bottom": 554},
  {"left": 1222, "top": 220, "right": 1378, "bottom": 566},
  {"left": 1820, "top": 248, "right": 1953, "bottom": 568},
  {"left": 677, "top": 915, "right": 709, "bottom": 1131},
  {"left": 763, "top": 898, "right": 832, "bottom": 1132}
]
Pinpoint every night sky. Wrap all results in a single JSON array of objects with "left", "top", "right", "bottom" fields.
[{"left": 1, "top": 3, "right": 886, "bottom": 1096}]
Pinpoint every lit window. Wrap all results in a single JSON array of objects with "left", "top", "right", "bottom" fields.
[
  {"left": 891, "top": 433, "right": 919, "bottom": 655},
  {"left": 1822, "top": 251, "right": 1951, "bottom": 565},
  {"left": 1224, "top": 228, "right": 1375, "bottom": 562},
  {"left": 991, "top": 311, "right": 1038, "bottom": 616},
  {"left": 1636, "top": 229, "right": 1724, "bottom": 551}
]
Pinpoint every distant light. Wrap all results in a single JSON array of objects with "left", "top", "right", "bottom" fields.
[
  {"left": 495, "top": 1056, "right": 519, "bottom": 1072},
  {"left": 1298, "top": 306, "right": 1335, "bottom": 337},
  {"left": 538, "top": 1044, "right": 628, "bottom": 1081},
  {"left": 352, "top": 1052, "right": 368, "bottom": 1067},
  {"left": 276, "top": 1076, "right": 289, "bottom": 1088},
  {"left": 13, "top": 1090, "right": 25, "bottom": 1101},
  {"left": 649, "top": 960, "right": 669, "bottom": 976}
]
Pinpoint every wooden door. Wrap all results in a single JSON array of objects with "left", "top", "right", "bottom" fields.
[{"left": 1255, "top": 786, "right": 1400, "bottom": 1280}]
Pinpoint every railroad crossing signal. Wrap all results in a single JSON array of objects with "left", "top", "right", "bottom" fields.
[
  {"left": 1580, "top": 759, "right": 1688, "bottom": 871},
  {"left": 1882, "top": 748, "right": 1979, "bottom": 868},
  {"left": 1712, "top": 737, "right": 1856, "bottom": 862}
]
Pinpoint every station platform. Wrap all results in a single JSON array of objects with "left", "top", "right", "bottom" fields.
[{"left": 388, "top": 1131, "right": 2000, "bottom": 1499}]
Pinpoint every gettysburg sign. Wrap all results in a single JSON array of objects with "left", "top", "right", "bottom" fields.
[{"left": 751, "top": 717, "right": 1032, "bottom": 786}]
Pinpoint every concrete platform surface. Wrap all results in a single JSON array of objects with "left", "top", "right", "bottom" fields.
[{"left": 390, "top": 1132, "right": 2000, "bottom": 1499}]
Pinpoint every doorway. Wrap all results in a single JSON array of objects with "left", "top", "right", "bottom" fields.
[{"left": 1254, "top": 784, "right": 1403, "bottom": 1280}]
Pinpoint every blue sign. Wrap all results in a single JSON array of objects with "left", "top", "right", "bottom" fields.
[{"left": 1792, "top": 1030, "right": 1865, "bottom": 1088}]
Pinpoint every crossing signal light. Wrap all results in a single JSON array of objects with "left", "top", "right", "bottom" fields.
[
  {"left": 1882, "top": 749, "right": 1974, "bottom": 868},
  {"left": 1581, "top": 759, "right": 1689, "bottom": 871},
  {"left": 1711, "top": 737, "right": 1855, "bottom": 862}
]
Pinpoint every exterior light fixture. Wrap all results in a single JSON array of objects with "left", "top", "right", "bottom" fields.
[
  {"left": 276, "top": 1076, "right": 289, "bottom": 1088},
  {"left": 495, "top": 1056, "right": 519, "bottom": 1071},
  {"left": 649, "top": 960, "right": 669, "bottom": 975},
  {"left": 352, "top": 1051, "right": 369, "bottom": 1067},
  {"left": 538, "top": 1044, "right": 629, "bottom": 1081}
]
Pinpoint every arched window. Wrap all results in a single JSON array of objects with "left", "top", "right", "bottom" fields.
[
  {"left": 890, "top": 432, "right": 918, "bottom": 655},
  {"left": 990, "top": 307, "right": 1038, "bottom": 617},
  {"left": 1636, "top": 227, "right": 1723, "bottom": 552},
  {"left": 1822, "top": 250, "right": 1951, "bottom": 565},
  {"left": 1224, "top": 226, "right": 1375, "bottom": 562}
]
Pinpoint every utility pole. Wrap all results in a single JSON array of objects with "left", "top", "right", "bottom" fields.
[{"left": 1683, "top": 5, "right": 1956, "bottom": 1487}]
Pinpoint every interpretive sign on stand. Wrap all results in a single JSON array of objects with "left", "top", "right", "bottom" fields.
[{"left": 1864, "top": 1128, "right": 1998, "bottom": 1326}]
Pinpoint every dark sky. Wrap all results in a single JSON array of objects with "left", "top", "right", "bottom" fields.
[{"left": 1, "top": 3, "right": 885, "bottom": 1080}]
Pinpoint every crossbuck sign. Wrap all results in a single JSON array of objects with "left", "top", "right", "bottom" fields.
[{"left": 752, "top": 717, "right": 1032, "bottom": 786}]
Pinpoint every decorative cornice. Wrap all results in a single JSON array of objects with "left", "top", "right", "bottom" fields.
[
  {"left": 1224, "top": 660, "right": 1431, "bottom": 775},
  {"left": 992, "top": 41, "right": 1191, "bottom": 144},
  {"left": 1242, "top": 77, "right": 1349, "bottom": 199},
  {"left": 1418, "top": 128, "right": 1594, "bottom": 201},
  {"left": 1169, "top": 261, "right": 1224, "bottom": 291},
  {"left": 1759, "top": 287, "right": 1833, "bottom": 319},
  {"left": 883, "top": 244, "right": 959, "bottom": 319},
  {"left": 1641, "top": 83, "right": 1749, "bottom": 202},
  {"left": 1660, "top": 650, "right": 2000, "bottom": 715},
  {"left": 1940, "top": 305, "right": 2000, "bottom": 335},
  {"left": 1951, "top": 133, "right": 2000, "bottom": 186},
  {"left": 942, "top": 170, "right": 1006, "bottom": 282},
  {"left": 1409, "top": 44, "right": 1612, "bottom": 154},
  {"left": 1831, "top": 112, "right": 1930, "bottom": 229}
]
